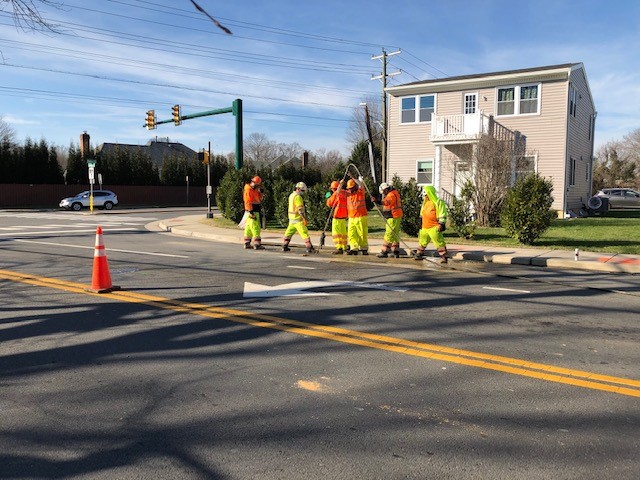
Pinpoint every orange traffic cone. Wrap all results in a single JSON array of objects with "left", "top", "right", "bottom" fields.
[{"left": 87, "top": 226, "right": 120, "bottom": 293}]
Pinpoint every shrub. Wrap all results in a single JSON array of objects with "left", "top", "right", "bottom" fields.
[
  {"left": 449, "top": 180, "right": 476, "bottom": 239},
  {"left": 393, "top": 176, "right": 422, "bottom": 237},
  {"left": 501, "top": 173, "right": 555, "bottom": 245},
  {"left": 216, "top": 168, "right": 245, "bottom": 223}
]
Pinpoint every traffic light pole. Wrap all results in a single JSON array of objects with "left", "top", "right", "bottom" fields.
[
  {"left": 145, "top": 99, "right": 244, "bottom": 169},
  {"left": 206, "top": 141, "right": 213, "bottom": 219}
]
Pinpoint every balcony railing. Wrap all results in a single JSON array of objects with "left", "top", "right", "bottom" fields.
[{"left": 430, "top": 111, "right": 491, "bottom": 143}]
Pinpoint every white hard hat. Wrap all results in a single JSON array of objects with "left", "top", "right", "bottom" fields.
[
  {"left": 379, "top": 182, "right": 390, "bottom": 194},
  {"left": 295, "top": 181, "right": 307, "bottom": 191}
]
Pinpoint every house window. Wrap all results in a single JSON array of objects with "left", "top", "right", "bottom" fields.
[
  {"left": 569, "top": 85, "right": 578, "bottom": 117},
  {"left": 569, "top": 157, "right": 576, "bottom": 186},
  {"left": 497, "top": 84, "right": 540, "bottom": 116},
  {"left": 419, "top": 95, "right": 435, "bottom": 122},
  {"left": 520, "top": 86, "right": 538, "bottom": 114},
  {"left": 401, "top": 95, "right": 435, "bottom": 123},
  {"left": 513, "top": 155, "right": 537, "bottom": 184},
  {"left": 497, "top": 87, "right": 514, "bottom": 115},
  {"left": 417, "top": 159, "right": 434, "bottom": 184},
  {"left": 401, "top": 97, "right": 416, "bottom": 123}
]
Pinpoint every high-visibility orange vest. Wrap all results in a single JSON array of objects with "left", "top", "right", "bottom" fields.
[
  {"left": 347, "top": 188, "right": 367, "bottom": 218},
  {"left": 326, "top": 190, "right": 348, "bottom": 219},
  {"left": 243, "top": 184, "right": 262, "bottom": 211},
  {"left": 382, "top": 189, "right": 403, "bottom": 218},
  {"left": 420, "top": 199, "right": 439, "bottom": 229}
]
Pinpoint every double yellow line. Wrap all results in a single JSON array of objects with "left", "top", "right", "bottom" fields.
[{"left": 2, "top": 268, "right": 639, "bottom": 398}]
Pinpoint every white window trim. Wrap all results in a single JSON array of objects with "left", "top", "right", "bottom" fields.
[
  {"left": 463, "top": 92, "right": 478, "bottom": 115},
  {"left": 569, "top": 84, "right": 578, "bottom": 118},
  {"left": 569, "top": 157, "right": 576, "bottom": 187},
  {"left": 416, "top": 158, "right": 435, "bottom": 185},
  {"left": 495, "top": 83, "right": 542, "bottom": 117},
  {"left": 400, "top": 94, "right": 437, "bottom": 124}
]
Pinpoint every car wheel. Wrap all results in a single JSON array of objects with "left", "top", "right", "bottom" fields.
[
  {"left": 104, "top": 201, "right": 114, "bottom": 210},
  {"left": 72, "top": 202, "right": 83, "bottom": 211}
]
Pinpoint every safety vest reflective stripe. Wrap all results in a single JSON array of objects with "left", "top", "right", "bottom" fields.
[{"left": 347, "top": 190, "right": 367, "bottom": 217}]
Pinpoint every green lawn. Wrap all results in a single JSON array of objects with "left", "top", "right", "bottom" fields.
[{"left": 207, "top": 210, "right": 640, "bottom": 255}]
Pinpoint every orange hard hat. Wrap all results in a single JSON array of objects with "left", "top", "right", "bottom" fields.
[
  {"left": 346, "top": 179, "right": 356, "bottom": 189},
  {"left": 251, "top": 176, "right": 262, "bottom": 185},
  {"left": 330, "top": 180, "right": 340, "bottom": 189}
]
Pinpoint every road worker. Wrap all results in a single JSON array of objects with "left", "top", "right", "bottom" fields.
[
  {"left": 375, "top": 182, "right": 403, "bottom": 258},
  {"left": 242, "top": 175, "right": 264, "bottom": 249},
  {"left": 415, "top": 185, "right": 448, "bottom": 263},
  {"left": 346, "top": 176, "right": 369, "bottom": 255},
  {"left": 326, "top": 180, "right": 348, "bottom": 254},
  {"left": 283, "top": 182, "right": 316, "bottom": 253}
]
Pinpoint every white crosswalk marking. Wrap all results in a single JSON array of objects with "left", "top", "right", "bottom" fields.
[{"left": 0, "top": 211, "right": 158, "bottom": 237}]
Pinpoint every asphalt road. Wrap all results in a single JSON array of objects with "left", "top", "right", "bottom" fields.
[{"left": 1, "top": 209, "right": 639, "bottom": 479}]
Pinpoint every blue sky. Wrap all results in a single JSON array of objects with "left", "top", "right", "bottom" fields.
[{"left": 1, "top": 0, "right": 639, "bottom": 157}]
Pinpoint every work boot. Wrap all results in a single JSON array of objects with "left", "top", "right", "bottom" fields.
[
  {"left": 376, "top": 251, "right": 389, "bottom": 258},
  {"left": 306, "top": 247, "right": 316, "bottom": 254},
  {"left": 244, "top": 242, "right": 251, "bottom": 249},
  {"left": 360, "top": 250, "right": 368, "bottom": 255},
  {"left": 393, "top": 250, "right": 401, "bottom": 258},
  {"left": 253, "top": 244, "right": 265, "bottom": 250},
  {"left": 282, "top": 246, "right": 291, "bottom": 252},
  {"left": 346, "top": 249, "right": 358, "bottom": 255},
  {"left": 332, "top": 249, "right": 344, "bottom": 255},
  {"left": 440, "top": 256, "right": 448, "bottom": 264},
  {"left": 414, "top": 251, "right": 424, "bottom": 261}
]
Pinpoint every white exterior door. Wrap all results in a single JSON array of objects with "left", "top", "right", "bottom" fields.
[
  {"left": 454, "top": 161, "right": 472, "bottom": 198},
  {"left": 463, "top": 93, "right": 478, "bottom": 135}
]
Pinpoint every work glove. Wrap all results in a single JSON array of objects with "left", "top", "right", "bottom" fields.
[
  {"left": 325, "top": 192, "right": 332, "bottom": 199},
  {"left": 438, "top": 222, "right": 446, "bottom": 232},
  {"left": 248, "top": 213, "right": 256, "bottom": 219}
]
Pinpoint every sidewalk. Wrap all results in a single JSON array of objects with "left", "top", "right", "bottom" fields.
[{"left": 155, "top": 214, "right": 640, "bottom": 274}]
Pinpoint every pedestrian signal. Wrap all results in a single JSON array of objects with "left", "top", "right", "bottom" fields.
[
  {"left": 172, "top": 104, "right": 181, "bottom": 126},
  {"left": 145, "top": 110, "right": 156, "bottom": 130}
]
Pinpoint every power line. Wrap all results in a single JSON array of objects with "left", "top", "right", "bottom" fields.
[
  {"left": 0, "top": 37, "right": 371, "bottom": 100},
  {"left": 0, "top": 63, "right": 358, "bottom": 109}
]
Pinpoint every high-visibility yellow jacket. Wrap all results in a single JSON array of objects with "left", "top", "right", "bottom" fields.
[{"left": 288, "top": 191, "right": 305, "bottom": 223}]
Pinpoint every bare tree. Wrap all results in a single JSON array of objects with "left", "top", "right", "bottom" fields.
[
  {"left": 0, "top": 116, "right": 16, "bottom": 145},
  {"left": 593, "top": 141, "right": 637, "bottom": 190},
  {"left": 445, "top": 135, "right": 526, "bottom": 227},
  {"left": 1, "top": 0, "right": 64, "bottom": 32},
  {"left": 244, "top": 132, "right": 277, "bottom": 166}
]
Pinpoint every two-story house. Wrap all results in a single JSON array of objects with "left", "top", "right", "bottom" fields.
[{"left": 385, "top": 63, "right": 596, "bottom": 216}]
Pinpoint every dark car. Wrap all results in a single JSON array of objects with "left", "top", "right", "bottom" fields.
[
  {"left": 59, "top": 190, "right": 119, "bottom": 211},
  {"left": 595, "top": 188, "right": 640, "bottom": 209}
]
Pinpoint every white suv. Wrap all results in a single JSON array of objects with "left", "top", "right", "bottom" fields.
[{"left": 59, "top": 190, "right": 119, "bottom": 211}]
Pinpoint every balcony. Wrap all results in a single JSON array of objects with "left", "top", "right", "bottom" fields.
[{"left": 430, "top": 111, "right": 491, "bottom": 144}]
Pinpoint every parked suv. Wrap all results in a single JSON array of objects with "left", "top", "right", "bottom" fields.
[
  {"left": 59, "top": 190, "right": 119, "bottom": 211},
  {"left": 595, "top": 188, "right": 640, "bottom": 210}
]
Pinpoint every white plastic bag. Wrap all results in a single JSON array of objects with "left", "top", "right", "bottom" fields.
[{"left": 238, "top": 211, "right": 249, "bottom": 229}]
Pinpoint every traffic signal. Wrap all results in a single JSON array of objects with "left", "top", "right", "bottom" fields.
[
  {"left": 197, "top": 150, "right": 210, "bottom": 164},
  {"left": 145, "top": 110, "right": 156, "bottom": 130},
  {"left": 172, "top": 104, "right": 181, "bottom": 126}
]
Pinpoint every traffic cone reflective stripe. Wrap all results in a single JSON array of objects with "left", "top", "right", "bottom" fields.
[{"left": 87, "top": 226, "right": 120, "bottom": 293}]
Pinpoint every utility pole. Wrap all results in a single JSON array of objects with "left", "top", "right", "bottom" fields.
[{"left": 372, "top": 48, "right": 401, "bottom": 183}]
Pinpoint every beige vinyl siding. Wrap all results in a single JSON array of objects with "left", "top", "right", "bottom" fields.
[
  {"left": 387, "top": 94, "right": 436, "bottom": 181},
  {"left": 565, "top": 67, "right": 596, "bottom": 211},
  {"left": 489, "top": 79, "right": 568, "bottom": 211}
]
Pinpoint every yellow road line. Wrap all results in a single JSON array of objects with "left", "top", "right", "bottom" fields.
[{"left": 1, "top": 268, "right": 639, "bottom": 398}]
